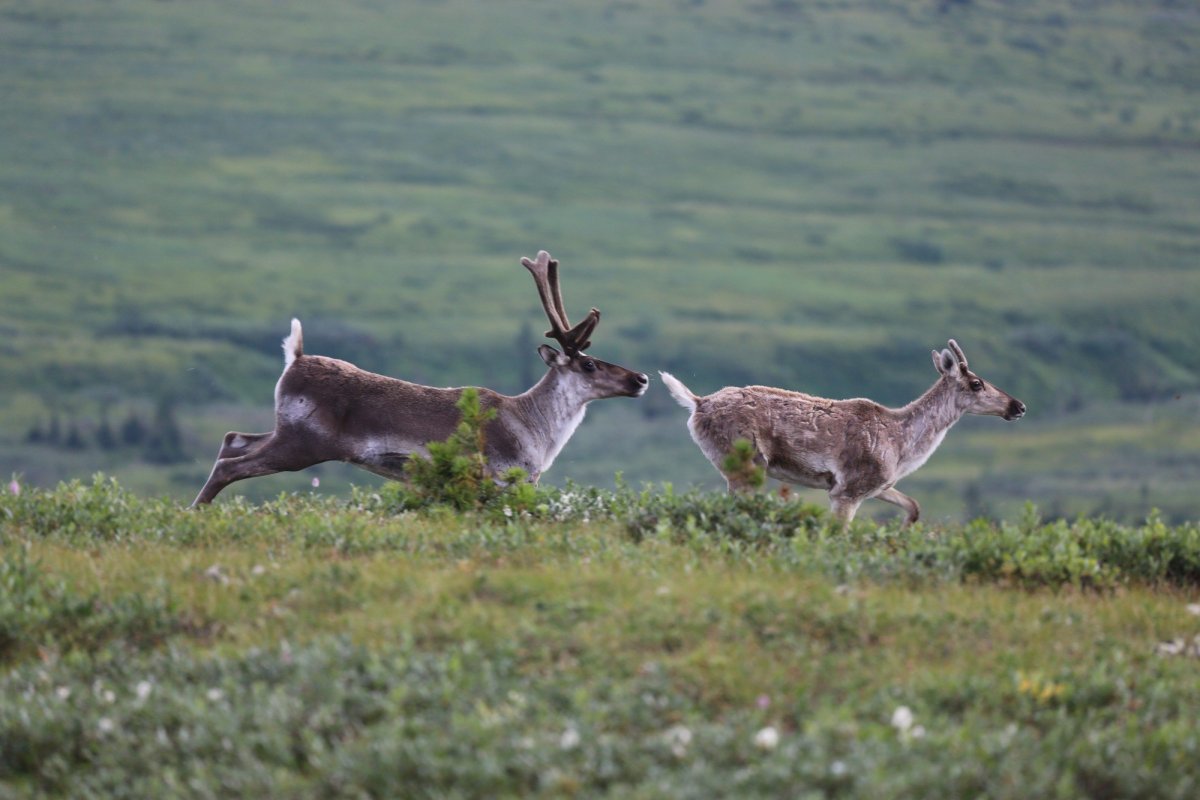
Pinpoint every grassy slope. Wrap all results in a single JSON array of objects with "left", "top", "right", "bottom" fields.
[
  {"left": 1, "top": 0, "right": 1199, "bottom": 520},
  {"left": 3, "top": 480, "right": 1200, "bottom": 796}
]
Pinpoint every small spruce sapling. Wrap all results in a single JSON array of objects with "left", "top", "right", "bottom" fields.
[
  {"left": 722, "top": 438, "right": 766, "bottom": 490},
  {"left": 403, "top": 388, "right": 532, "bottom": 512}
]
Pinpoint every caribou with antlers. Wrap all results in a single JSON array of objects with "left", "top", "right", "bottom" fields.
[
  {"left": 660, "top": 340, "right": 1025, "bottom": 526},
  {"left": 191, "top": 251, "right": 648, "bottom": 505}
]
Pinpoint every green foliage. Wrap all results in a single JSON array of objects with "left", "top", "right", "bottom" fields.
[
  {"left": 354, "top": 388, "right": 541, "bottom": 518},
  {"left": 1, "top": 633, "right": 1199, "bottom": 797},
  {"left": 6, "top": 478, "right": 1200, "bottom": 590},
  {"left": 3, "top": 477, "right": 1200, "bottom": 795},
  {"left": 402, "top": 388, "right": 500, "bottom": 512},
  {"left": 624, "top": 486, "right": 823, "bottom": 547},
  {"left": 0, "top": 547, "right": 178, "bottom": 664},
  {"left": 721, "top": 438, "right": 766, "bottom": 490}
]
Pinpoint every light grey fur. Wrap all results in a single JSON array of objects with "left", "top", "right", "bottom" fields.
[{"left": 660, "top": 339, "right": 1025, "bottom": 526}]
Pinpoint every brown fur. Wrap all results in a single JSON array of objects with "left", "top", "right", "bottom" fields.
[{"left": 192, "top": 250, "right": 648, "bottom": 505}]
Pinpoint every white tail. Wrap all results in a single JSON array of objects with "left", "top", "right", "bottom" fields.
[
  {"left": 282, "top": 318, "right": 303, "bottom": 368},
  {"left": 664, "top": 340, "right": 1025, "bottom": 526},
  {"left": 191, "top": 251, "right": 649, "bottom": 506},
  {"left": 659, "top": 371, "right": 696, "bottom": 411}
]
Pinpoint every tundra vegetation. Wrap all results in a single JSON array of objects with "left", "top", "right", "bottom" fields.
[
  {"left": 3, "top": 470, "right": 1200, "bottom": 797},
  {"left": 3, "top": 398, "right": 1200, "bottom": 796},
  {"left": 2, "top": 0, "right": 1200, "bottom": 522}
]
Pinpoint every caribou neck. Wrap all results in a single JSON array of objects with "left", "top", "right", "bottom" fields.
[
  {"left": 513, "top": 368, "right": 590, "bottom": 445},
  {"left": 894, "top": 378, "right": 964, "bottom": 470}
]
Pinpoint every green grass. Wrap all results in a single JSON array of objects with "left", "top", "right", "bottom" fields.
[
  {"left": 2, "top": 0, "right": 1199, "bottom": 521},
  {"left": 2, "top": 477, "right": 1200, "bottom": 796}
]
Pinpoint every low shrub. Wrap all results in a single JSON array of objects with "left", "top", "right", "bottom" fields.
[{"left": 0, "top": 548, "right": 178, "bottom": 664}]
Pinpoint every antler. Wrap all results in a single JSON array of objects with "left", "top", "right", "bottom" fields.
[{"left": 520, "top": 250, "right": 600, "bottom": 354}]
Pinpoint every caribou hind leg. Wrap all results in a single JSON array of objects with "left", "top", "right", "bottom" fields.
[
  {"left": 191, "top": 431, "right": 326, "bottom": 506},
  {"left": 215, "top": 431, "right": 272, "bottom": 459}
]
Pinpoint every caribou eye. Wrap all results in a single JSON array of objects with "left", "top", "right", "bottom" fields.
[
  {"left": 969, "top": 379, "right": 984, "bottom": 392},
  {"left": 582, "top": 359, "right": 597, "bottom": 373}
]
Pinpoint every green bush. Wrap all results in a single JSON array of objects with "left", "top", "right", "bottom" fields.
[
  {"left": 721, "top": 438, "right": 766, "bottom": 490},
  {"left": 623, "top": 486, "right": 825, "bottom": 547},
  {"left": 370, "top": 387, "right": 542, "bottom": 517},
  {"left": 0, "top": 548, "right": 178, "bottom": 664},
  {"left": 2, "top": 636, "right": 1198, "bottom": 799},
  {"left": 5, "top": 478, "right": 1200, "bottom": 589}
]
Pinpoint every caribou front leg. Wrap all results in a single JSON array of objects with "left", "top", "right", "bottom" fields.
[{"left": 876, "top": 487, "right": 920, "bottom": 527}]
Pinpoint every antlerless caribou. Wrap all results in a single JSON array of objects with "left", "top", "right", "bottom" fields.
[
  {"left": 661, "top": 340, "right": 1024, "bottom": 526},
  {"left": 191, "top": 251, "right": 648, "bottom": 506}
]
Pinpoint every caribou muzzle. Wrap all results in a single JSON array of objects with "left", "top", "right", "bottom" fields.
[{"left": 630, "top": 372, "right": 650, "bottom": 397}]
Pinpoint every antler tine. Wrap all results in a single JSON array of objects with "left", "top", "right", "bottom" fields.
[
  {"left": 547, "top": 256, "right": 571, "bottom": 331},
  {"left": 521, "top": 250, "right": 568, "bottom": 340},
  {"left": 566, "top": 308, "right": 600, "bottom": 352},
  {"left": 520, "top": 251, "right": 600, "bottom": 355},
  {"left": 547, "top": 255, "right": 602, "bottom": 353},
  {"left": 947, "top": 339, "right": 969, "bottom": 371}
]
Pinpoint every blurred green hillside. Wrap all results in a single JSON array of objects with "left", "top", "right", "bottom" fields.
[{"left": 2, "top": 0, "right": 1198, "bottom": 521}]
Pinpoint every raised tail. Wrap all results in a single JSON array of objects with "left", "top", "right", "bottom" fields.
[
  {"left": 659, "top": 371, "right": 698, "bottom": 412},
  {"left": 282, "top": 318, "right": 304, "bottom": 368}
]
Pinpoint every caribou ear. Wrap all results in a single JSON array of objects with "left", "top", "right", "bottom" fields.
[
  {"left": 947, "top": 339, "right": 969, "bottom": 372},
  {"left": 538, "top": 344, "right": 569, "bottom": 367},
  {"left": 934, "top": 348, "right": 956, "bottom": 375}
]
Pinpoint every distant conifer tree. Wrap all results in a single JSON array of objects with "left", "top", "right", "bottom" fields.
[
  {"left": 120, "top": 410, "right": 147, "bottom": 447},
  {"left": 96, "top": 410, "right": 117, "bottom": 451},
  {"left": 47, "top": 414, "right": 62, "bottom": 445},
  {"left": 144, "top": 397, "right": 186, "bottom": 464},
  {"left": 64, "top": 421, "right": 87, "bottom": 450}
]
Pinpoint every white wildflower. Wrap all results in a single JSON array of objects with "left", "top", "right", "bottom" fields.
[
  {"left": 207, "top": 688, "right": 225, "bottom": 702},
  {"left": 203, "top": 564, "right": 228, "bottom": 585},
  {"left": 102, "top": 689, "right": 116, "bottom": 704},
  {"left": 559, "top": 725, "right": 581, "bottom": 751},
  {"left": 136, "top": 681, "right": 153, "bottom": 702},
  {"left": 664, "top": 724, "right": 693, "bottom": 757},
  {"left": 1187, "top": 603, "right": 1200, "bottom": 617},
  {"left": 251, "top": 564, "right": 267, "bottom": 577},
  {"left": 55, "top": 686, "right": 71, "bottom": 701},
  {"left": 891, "top": 706, "right": 926, "bottom": 742},
  {"left": 1157, "top": 638, "right": 1186, "bottom": 656},
  {"left": 831, "top": 760, "right": 848, "bottom": 777},
  {"left": 97, "top": 717, "right": 115, "bottom": 735},
  {"left": 753, "top": 726, "right": 780, "bottom": 750}
]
